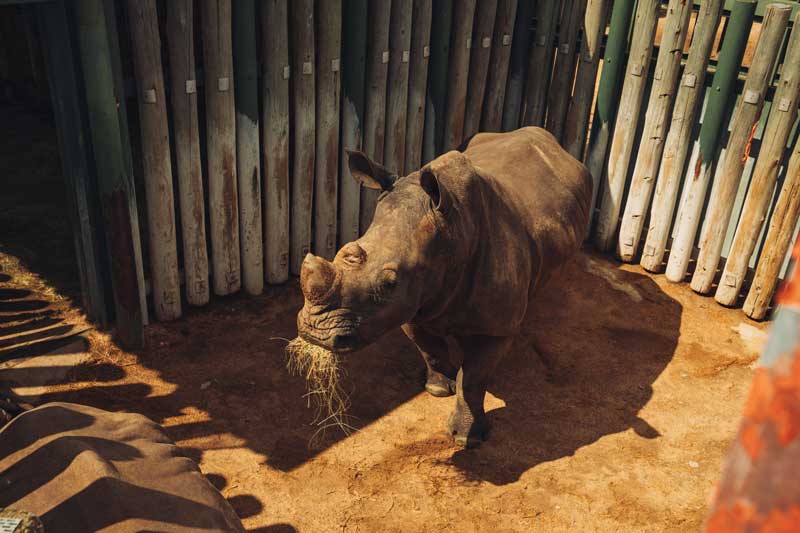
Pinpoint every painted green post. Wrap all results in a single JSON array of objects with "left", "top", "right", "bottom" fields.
[
  {"left": 665, "top": 0, "right": 756, "bottom": 283},
  {"left": 233, "top": 0, "right": 264, "bottom": 295},
  {"left": 72, "top": 0, "right": 145, "bottom": 348},
  {"left": 423, "top": 0, "right": 454, "bottom": 162},
  {"left": 339, "top": 0, "right": 368, "bottom": 245},
  {"left": 583, "top": 0, "right": 635, "bottom": 233},
  {"left": 36, "top": 0, "right": 109, "bottom": 326}
]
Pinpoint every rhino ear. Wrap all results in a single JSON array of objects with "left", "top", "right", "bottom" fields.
[
  {"left": 346, "top": 149, "right": 397, "bottom": 191},
  {"left": 420, "top": 168, "right": 451, "bottom": 214}
]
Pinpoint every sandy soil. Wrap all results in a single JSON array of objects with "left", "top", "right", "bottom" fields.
[{"left": 10, "top": 249, "right": 768, "bottom": 532}]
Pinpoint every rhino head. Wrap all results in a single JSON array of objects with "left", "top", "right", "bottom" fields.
[{"left": 297, "top": 149, "right": 476, "bottom": 353}]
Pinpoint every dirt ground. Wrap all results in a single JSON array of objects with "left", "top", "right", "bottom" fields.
[{"left": 1, "top": 247, "right": 771, "bottom": 532}]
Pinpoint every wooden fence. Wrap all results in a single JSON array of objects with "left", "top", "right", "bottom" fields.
[{"left": 20, "top": 0, "right": 800, "bottom": 343}]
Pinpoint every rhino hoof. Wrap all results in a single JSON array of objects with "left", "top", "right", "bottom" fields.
[
  {"left": 447, "top": 411, "right": 488, "bottom": 448},
  {"left": 425, "top": 372, "right": 456, "bottom": 397}
]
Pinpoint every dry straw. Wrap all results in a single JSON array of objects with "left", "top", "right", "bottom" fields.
[{"left": 284, "top": 337, "right": 355, "bottom": 444}]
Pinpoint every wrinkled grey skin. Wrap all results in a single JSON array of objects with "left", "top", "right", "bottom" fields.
[{"left": 297, "top": 127, "right": 592, "bottom": 446}]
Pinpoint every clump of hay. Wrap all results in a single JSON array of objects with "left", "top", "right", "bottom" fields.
[{"left": 285, "top": 337, "right": 355, "bottom": 443}]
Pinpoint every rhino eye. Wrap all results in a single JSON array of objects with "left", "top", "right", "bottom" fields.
[
  {"left": 372, "top": 269, "right": 397, "bottom": 304},
  {"left": 381, "top": 269, "right": 397, "bottom": 289}
]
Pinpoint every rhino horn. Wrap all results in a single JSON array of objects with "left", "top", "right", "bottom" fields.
[{"left": 300, "top": 254, "right": 339, "bottom": 305}]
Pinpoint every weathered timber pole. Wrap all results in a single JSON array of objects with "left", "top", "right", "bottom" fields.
[
  {"left": 617, "top": 0, "right": 692, "bottom": 262},
  {"left": 314, "top": 0, "right": 342, "bottom": 260},
  {"left": 593, "top": 0, "right": 660, "bottom": 252},
  {"left": 480, "top": 0, "right": 518, "bottom": 132},
  {"left": 744, "top": 134, "right": 800, "bottom": 319},
  {"left": 522, "top": 0, "right": 560, "bottom": 127},
  {"left": 359, "top": 0, "right": 391, "bottom": 233},
  {"left": 562, "top": 0, "right": 610, "bottom": 159},
  {"left": 385, "top": 0, "right": 413, "bottom": 175},
  {"left": 339, "top": 0, "right": 368, "bottom": 245},
  {"left": 405, "top": 0, "right": 433, "bottom": 172},
  {"left": 501, "top": 0, "right": 532, "bottom": 131},
  {"left": 716, "top": 13, "right": 800, "bottom": 306},
  {"left": 289, "top": 0, "right": 315, "bottom": 274},
  {"left": 127, "top": 0, "right": 181, "bottom": 320},
  {"left": 443, "top": 0, "right": 478, "bottom": 150},
  {"left": 423, "top": 0, "right": 453, "bottom": 161},
  {"left": 200, "top": 0, "right": 241, "bottom": 294},
  {"left": 462, "top": 0, "right": 499, "bottom": 139},
  {"left": 545, "top": 0, "right": 587, "bottom": 141},
  {"left": 262, "top": 0, "right": 290, "bottom": 283},
  {"left": 73, "top": 0, "right": 145, "bottom": 347},
  {"left": 665, "top": 0, "right": 755, "bottom": 283},
  {"left": 166, "top": 0, "right": 210, "bottom": 305},
  {"left": 583, "top": 0, "right": 635, "bottom": 234},
  {"left": 232, "top": 0, "right": 263, "bottom": 294},
  {"left": 691, "top": 4, "right": 791, "bottom": 294},
  {"left": 640, "top": 0, "right": 724, "bottom": 273},
  {"left": 38, "top": 0, "right": 109, "bottom": 324}
]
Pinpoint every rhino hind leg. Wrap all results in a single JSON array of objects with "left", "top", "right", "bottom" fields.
[
  {"left": 448, "top": 335, "right": 512, "bottom": 448},
  {"left": 401, "top": 323, "right": 457, "bottom": 397}
]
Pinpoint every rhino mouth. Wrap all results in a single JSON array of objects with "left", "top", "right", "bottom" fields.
[{"left": 297, "top": 308, "right": 364, "bottom": 353}]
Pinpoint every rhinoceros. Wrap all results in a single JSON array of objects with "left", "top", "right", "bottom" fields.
[{"left": 297, "top": 127, "right": 592, "bottom": 446}]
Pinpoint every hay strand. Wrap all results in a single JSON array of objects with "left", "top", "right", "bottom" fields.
[{"left": 285, "top": 337, "right": 355, "bottom": 443}]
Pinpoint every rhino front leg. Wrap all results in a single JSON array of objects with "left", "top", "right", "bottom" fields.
[
  {"left": 448, "top": 335, "right": 512, "bottom": 447},
  {"left": 401, "top": 323, "right": 457, "bottom": 397}
]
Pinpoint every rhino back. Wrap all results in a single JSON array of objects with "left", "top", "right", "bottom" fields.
[{"left": 465, "top": 127, "right": 591, "bottom": 278}]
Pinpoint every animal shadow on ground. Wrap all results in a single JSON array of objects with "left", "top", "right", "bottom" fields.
[{"left": 447, "top": 253, "right": 682, "bottom": 484}]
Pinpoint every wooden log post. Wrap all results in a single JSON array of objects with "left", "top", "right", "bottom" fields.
[
  {"left": 359, "top": 0, "right": 391, "bottom": 233},
  {"left": 404, "top": 0, "right": 433, "bottom": 172},
  {"left": 166, "top": 0, "right": 210, "bottom": 305},
  {"left": 545, "top": 0, "right": 586, "bottom": 142},
  {"left": 462, "top": 0, "right": 499, "bottom": 140},
  {"left": 617, "top": 0, "right": 693, "bottom": 262},
  {"left": 665, "top": 0, "right": 755, "bottom": 283},
  {"left": 583, "top": 0, "right": 635, "bottom": 234},
  {"left": 201, "top": 0, "right": 241, "bottom": 294},
  {"left": 522, "top": 0, "right": 560, "bottom": 127},
  {"left": 716, "top": 14, "right": 800, "bottom": 307},
  {"left": 37, "top": 0, "right": 110, "bottom": 324},
  {"left": 562, "top": 0, "right": 610, "bottom": 159},
  {"left": 443, "top": 0, "right": 477, "bottom": 151},
  {"left": 232, "top": 0, "right": 263, "bottom": 294},
  {"left": 422, "top": 0, "right": 453, "bottom": 162},
  {"left": 339, "top": 0, "right": 368, "bottom": 245},
  {"left": 289, "top": 0, "right": 315, "bottom": 274},
  {"left": 127, "top": 0, "right": 181, "bottom": 321},
  {"left": 73, "top": 0, "right": 145, "bottom": 347},
  {"left": 480, "top": 0, "right": 518, "bottom": 132},
  {"left": 314, "top": 0, "right": 342, "bottom": 261},
  {"left": 690, "top": 4, "right": 791, "bottom": 295},
  {"left": 640, "top": 0, "right": 724, "bottom": 273},
  {"left": 262, "top": 0, "right": 290, "bottom": 283},
  {"left": 384, "top": 0, "right": 413, "bottom": 175},
  {"left": 593, "top": 0, "right": 660, "bottom": 252},
  {"left": 501, "top": 0, "right": 533, "bottom": 131},
  {"left": 744, "top": 134, "right": 800, "bottom": 319}
]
